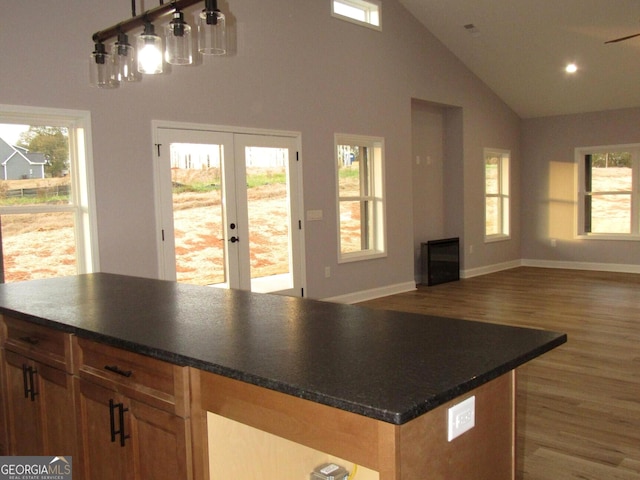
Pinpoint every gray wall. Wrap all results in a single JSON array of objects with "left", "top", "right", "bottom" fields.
[
  {"left": 1, "top": 0, "right": 522, "bottom": 298},
  {"left": 521, "top": 107, "right": 640, "bottom": 268}
]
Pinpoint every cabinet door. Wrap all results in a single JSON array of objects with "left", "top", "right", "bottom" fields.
[
  {"left": 129, "top": 398, "right": 192, "bottom": 479},
  {"left": 3, "top": 351, "right": 42, "bottom": 455},
  {"left": 3, "top": 350, "right": 76, "bottom": 457},
  {"left": 36, "top": 362, "right": 77, "bottom": 457},
  {"left": 76, "top": 378, "right": 192, "bottom": 480},
  {"left": 76, "top": 379, "right": 133, "bottom": 480}
]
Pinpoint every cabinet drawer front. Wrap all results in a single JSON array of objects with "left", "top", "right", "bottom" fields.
[
  {"left": 2, "top": 316, "right": 72, "bottom": 372},
  {"left": 74, "top": 337, "right": 189, "bottom": 415}
]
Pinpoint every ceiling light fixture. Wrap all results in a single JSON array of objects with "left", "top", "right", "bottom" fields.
[
  {"left": 90, "top": 0, "right": 228, "bottom": 88},
  {"left": 565, "top": 63, "right": 578, "bottom": 74}
]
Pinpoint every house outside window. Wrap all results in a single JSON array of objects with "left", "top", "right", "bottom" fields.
[
  {"left": 484, "top": 148, "right": 510, "bottom": 240},
  {"left": 0, "top": 105, "right": 99, "bottom": 283},
  {"left": 331, "top": 0, "right": 381, "bottom": 30},
  {"left": 335, "top": 134, "right": 386, "bottom": 262},
  {"left": 576, "top": 144, "right": 640, "bottom": 239}
]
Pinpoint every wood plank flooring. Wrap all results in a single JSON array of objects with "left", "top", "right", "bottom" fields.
[{"left": 358, "top": 267, "right": 640, "bottom": 480}]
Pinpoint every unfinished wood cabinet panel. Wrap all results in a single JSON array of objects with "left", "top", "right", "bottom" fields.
[
  {"left": 398, "top": 371, "right": 515, "bottom": 480},
  {"left": 192, "top": 368, "right": 515, "bottom": 480}
]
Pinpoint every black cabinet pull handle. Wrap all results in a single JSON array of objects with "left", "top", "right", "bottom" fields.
[
  {"left": 109, "top": 399, "right": 117, "bottom": 443},
  {"left": 19, "top": 336, "right": 39, "bottom": 345},
  {"left": 28, "top": 367, "right": 38, "bottom": 401},
  {"left": 22, "top": 364, "right": 29, "bottom": 399},
  {"left": 108, "top": 399, "right": 130, "bottom": 447},
  {"left": 22, "top": 364, "right": 38, "bottom": 401},
  {"left": 118, "top": 403, "right": 130, "bottom": 447},
  {"left": 104, "top": 365, "right": 132, "bottom": 377}
]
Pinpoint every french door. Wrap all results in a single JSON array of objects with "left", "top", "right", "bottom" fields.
[{"left": 154, "top": 126, "right": 304, "bottom": 296}]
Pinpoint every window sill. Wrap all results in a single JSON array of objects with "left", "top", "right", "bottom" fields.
[
  {"left": 338, "top": 250, "right": 387, "bottom": 264},
  {"left": 484, "top": 234, "right": 511, "bottom": 243},
  {"left": 577, "top": 233, "right": 640, "bottom": 241}
]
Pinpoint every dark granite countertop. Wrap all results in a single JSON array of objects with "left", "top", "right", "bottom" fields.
[{"left": 0, "top": 273, "right": 566, "bottom": 425}]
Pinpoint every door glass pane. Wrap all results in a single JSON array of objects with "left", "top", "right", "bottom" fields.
[
  {"left": 244, "top": 146, "right": 292, "bottom": 292},
  {"left": 0, "top": 212, "right": 76, "bottom": 283},
  {"left": 170, "top": 143, "right": 226, "bottom": 286}
]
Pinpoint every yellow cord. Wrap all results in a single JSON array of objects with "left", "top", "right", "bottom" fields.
[{"left": 348, "top": 464, "right": 358, "bottom": 479}]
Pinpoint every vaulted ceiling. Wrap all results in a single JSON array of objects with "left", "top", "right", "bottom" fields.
[{"left": 398, "top": 0, "right": 640, "bottom": 118}]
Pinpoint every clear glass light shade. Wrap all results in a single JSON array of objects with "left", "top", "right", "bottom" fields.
[
  {"left": 198, "top": 10, "right": 226, "bottom": 55},
  {"left": 111, "top": 43, "right": 138, "bottom": 82},
  {"left": 137, "top": 29, "right": 163, "bottom": 74},
  {"left": 90, "top": 45, "right": 118, "bottom": 88},
  {"left": 166, "top": 12, "right": 193, "bottom": 65}
]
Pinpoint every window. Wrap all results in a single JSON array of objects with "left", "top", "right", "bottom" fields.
[
  {"left": 0, "top": 105, "right": 98, "bottom": 283},
  {"left": 577, "top": 144, "right": 640, "bottom": 239},
  {"left": 335, "top": 134, "right": 385, "bottom": 261},
  {"left": 331, "top": 0, "right": 381, "bottom": 30},
  {"left": 484, "top": 148, "right": 510, "bottom": 240}
]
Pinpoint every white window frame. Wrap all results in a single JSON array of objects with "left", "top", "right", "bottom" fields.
[
  {"left": 331, "top": 0, "right": 382, "bottom": 31},
  {"left": 484, "top": 148, "right": 511, "bottom": 242},
  {"left": 0, "top": 104, "right": 100, "bottom": 277},
  {"left": 335, "top": 133, "right": 386, "bottom": 263},
  {"left": 576, "top": 144, "right": 640, "bottom": 240}
]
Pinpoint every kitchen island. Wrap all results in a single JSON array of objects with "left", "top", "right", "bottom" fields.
[{"left": 0, "top": 274, "right": 565, "bottom": 479}]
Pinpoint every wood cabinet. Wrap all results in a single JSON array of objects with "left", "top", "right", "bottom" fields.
[
  {"left": 73, "top": 337, "right": 193, "bottom": 480},
  {"left": 192, "top": 369, "right": 515, "bottom": 480},
  {"left": 0, "top": 316, "right": 76, "bottom": 458}
]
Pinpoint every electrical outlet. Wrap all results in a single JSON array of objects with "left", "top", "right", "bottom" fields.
[
  {"left": 447, "top": 395, "right": 475, "bottom": 442},
  {"left": 325, "top": 266, "right": 331, "bottom": 278}
]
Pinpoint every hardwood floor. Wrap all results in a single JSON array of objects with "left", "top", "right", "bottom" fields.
[{"left": 358, "top": 267, "right": 640, "bottom": 480}]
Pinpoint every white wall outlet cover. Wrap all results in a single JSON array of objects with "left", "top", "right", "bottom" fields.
[{"left": 447, "top": 395, "right": 475, "bottom": 442}]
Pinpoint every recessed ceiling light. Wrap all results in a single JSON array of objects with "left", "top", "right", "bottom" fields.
[{"left": 565, "top": 63, "right": 578, "bottom": 74}]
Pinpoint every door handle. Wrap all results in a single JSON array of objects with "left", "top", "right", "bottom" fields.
[{"left": 229, "top": 236, "right": 239, "bottom": 243}]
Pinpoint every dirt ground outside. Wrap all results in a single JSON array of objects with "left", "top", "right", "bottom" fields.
[{"left": 0, "top": 168, "right": 631, "bottom": 283}]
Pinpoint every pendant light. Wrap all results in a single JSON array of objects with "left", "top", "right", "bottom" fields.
[
  {"left": 198, "top": 0, "right": 227, "bottom": 55},
  {"left": 137, "top": 21, "right": 163, "bottom": 74},
  {"left": 90, "top": 0, "right": 230, "bottom": 88},
  {"left": 112, "top": 32, "right": 138, "bottom": 82},
  {"left": 165, "top": 10, "right": 193, "bottom": 65},
  {"left": 90, "top": 42, "right": 118, "bottom": 88}
]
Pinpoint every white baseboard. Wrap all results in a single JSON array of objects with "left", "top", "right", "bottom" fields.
[
  {"left": 324, "top": 259, "right": 639, "bottom": 304},
  {"left": 521, "top": 258, "right": 640, "bottom": 274},
  {"left": 461, "top": 260, "right": 522, "bottom": 279},
  {"left": 323, "top": 281, "right": 416, "bottom": 304}
]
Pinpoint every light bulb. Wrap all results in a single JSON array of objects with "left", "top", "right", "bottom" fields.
[{"left": 137, "top": 22, "right": 163, "bottom": 74}]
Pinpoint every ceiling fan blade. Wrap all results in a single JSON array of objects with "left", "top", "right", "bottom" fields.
[{"left": 605, "top": 32, "right": 640, "bottom": 44}]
